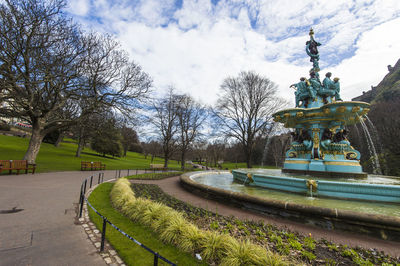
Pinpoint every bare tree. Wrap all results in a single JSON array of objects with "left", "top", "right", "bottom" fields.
[
  {"left": 150, "top": 88, "right": 179, "bottom": 168},
  {"left": 269, "top": 134, "right": 291, "bottom": 167},
  {"left": 80, "top": 33, "right": 152, "bottom": 118},
  {"left": 142, "top": 140, "right": 162, "bottom": 162},
  {"left": 0, "top": 0, "right": 85, "bottom": 163},
  {"left": 176, "top": 94, "right": 207, "bottom": 170},
  {"left": 206, "top": 141, "right": 226, "bottom": 168},
  {"left": 213, "top": 71, "right": 286, "bottom": 168},
  {"left": 0, "top": 0, "right": 151, "bottom": 163},
  {"left": 120, "top": 126, "right": 139, "bottom": 157}
]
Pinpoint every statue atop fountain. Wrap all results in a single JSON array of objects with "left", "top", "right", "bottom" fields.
[{"left": 274, "top": 28, "right": 370, "bottom": 178}]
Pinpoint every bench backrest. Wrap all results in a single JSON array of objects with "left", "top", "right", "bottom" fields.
[
  {"left": 12, "top": 160, "right": 28, "bottom": 168},
  {"left": 0, "top": 160, "right": 12, "bottom": 168},
  {"left": 150, "top": 164, "right": 164, "bottom": 169},
  {"left": 93, "top": 162, "right": 102, "bottom": 167},
  {"left": 0, "top": 160, "right": 27, "bottom": 168},
  {"left": 81, "top": 161, "right": 104, "bottom": 167}
]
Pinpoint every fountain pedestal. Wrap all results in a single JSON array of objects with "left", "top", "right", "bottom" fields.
[{"left": 274, "top": 96, "right": 369, "bottom": 178}]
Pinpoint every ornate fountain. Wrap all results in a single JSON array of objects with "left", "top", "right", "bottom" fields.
[
  {"left": 273, "top": 28, "right": 370, "bottom": 178},
  {"left": 180, "top": 30, "right": 400, "bottom": 239},
  {"left": 231, "top": 29, "right": 400, "bottom": 203}
]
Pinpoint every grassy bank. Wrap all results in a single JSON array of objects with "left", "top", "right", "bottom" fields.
[
  {"left": 88, "top": 182, "right": 202, "bottom": 265},
  {"left": 0, "top": 135, "right": 182, "bottom": 173}
]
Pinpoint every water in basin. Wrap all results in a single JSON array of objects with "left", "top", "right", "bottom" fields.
[{"left": 190, "top": 171, "right": 400, "bottom": 218}]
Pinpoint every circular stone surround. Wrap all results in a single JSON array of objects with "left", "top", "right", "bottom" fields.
[{"left": 180, "top": 171, "right": 400, "bottom": 242}]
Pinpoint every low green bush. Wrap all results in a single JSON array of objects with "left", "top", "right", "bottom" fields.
[
  {"left": 0, "top": 123, "right": 11, "bottom": 131},
  {"left": 110, "top": 178, "right": 288, "bottom": 265},
  {"left": 126, "top": 171, "right": 184, "bottom": 180}
]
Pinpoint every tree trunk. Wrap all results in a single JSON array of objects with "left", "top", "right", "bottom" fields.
[
  {"left": 23, "top": 120, "right": 44, "bottom": 164},
  {"left": 54, "top": 131, "right": 64, "bottom": 147},
  {"left": 180, "top": 151, "right": 185, "bottom": 170},
  {"left": 245, "top": 148, "right": 252, "bottom": 168},
  {"left": 75, "top": 127, "right": 85, "bottom": 157},
  {"left": 163, "top": 148, "right": 169, "bottom": 168}
]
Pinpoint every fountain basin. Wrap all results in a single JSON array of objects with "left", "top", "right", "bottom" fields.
[
  {"left": 282, "top": 158, "right": 366, "bottom": 178},
  {"left": 273, "top": 101, "right": 370, "bottom": 128},
  {"left": 181, "top": 171, "right": 400, "bottom": 241},
  {"left": 233, "top": 169, "right": 400, "bottom": 203}
]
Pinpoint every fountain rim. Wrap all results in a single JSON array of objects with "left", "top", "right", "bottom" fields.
[
  {"left": 181, "top": 171, "right": 400, "bottom": 228},
  {"left": 272, "top": 100, "right": 370, "bottom": 115}
]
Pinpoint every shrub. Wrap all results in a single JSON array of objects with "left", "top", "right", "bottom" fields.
[
  {"left": 220, "top": 239, "right": 268, "bottom": 266},
  {"left": 140, "top": 202, "right": 168, "bottom": 226},
  {"left": 160, "top": 214, "right": 191, "bottom": 245},
  {"left": 0, "top": 123, "right": 11, "bottom": 131},
  {"left": 151, "top": 211, "right": 184, "bottom": 233},
  {"left": 200, "top": 231, "right": 235, "bottom": 262},
  {"left": 110, "top": 178, "right": 286, "bottom": 265},
  {"left": 178, "top": 224, "right": 204, "bottom": 253}
]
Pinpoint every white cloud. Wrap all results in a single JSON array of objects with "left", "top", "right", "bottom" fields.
[
  {"left": 67, "top": 0, "right": 90, "bottom": 16},
  {"left": 330, "top": 17, "right": 400, "bottom": 100},
  {"left": 66, "top": 0, "right": 400, "bottom": 107}
]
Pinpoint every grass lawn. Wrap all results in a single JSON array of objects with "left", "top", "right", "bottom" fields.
[
  {"left": 0, "top": 135, "right": 183, "bottom": 173},
  {"left": 88, "top": 182, "right": 205, "bottom": 266}
]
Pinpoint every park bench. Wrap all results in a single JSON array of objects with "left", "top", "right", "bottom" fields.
[
  {"left": 81, "top": 161, "right": 106, "bottom": 171},
  {"left": 149, "top": 164, "right": 165, "bottom": 170},
  {"left": 0, "top": 160, "right": 36, "bottom": 174}
]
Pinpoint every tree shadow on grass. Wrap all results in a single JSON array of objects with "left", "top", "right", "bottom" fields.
[{"left": 81, "top": 151, "right": 120, "bottom": 160}]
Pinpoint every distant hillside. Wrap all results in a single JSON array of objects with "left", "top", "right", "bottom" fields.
[{"left": 352, "top": 58, "right": 400, "bottom": 103}]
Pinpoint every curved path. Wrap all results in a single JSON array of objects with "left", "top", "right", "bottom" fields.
[
  {"left": 1, "top": 170, "right": 399, "bottom": 266},
  {"left": 130, "top": 175, "right": 400, "bottom": 257},
  {"left": 0, "top": 170, "right": 118, "bottom": 266}
]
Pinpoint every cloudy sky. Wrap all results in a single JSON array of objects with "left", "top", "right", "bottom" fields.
[{"left": 67, "top": 0, "right": 400, "bottom": 106}]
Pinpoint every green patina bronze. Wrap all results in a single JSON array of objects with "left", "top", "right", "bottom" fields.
[{"left": 274, "top": 28, "right": 370, "bottom": 177}]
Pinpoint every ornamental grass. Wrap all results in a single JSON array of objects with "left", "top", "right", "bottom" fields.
[
  {"left": 177, "top": 224, "right": 205, "bottom": 253},
  {"left": 220, "top": 239, "right": 287, "bottom": 266},
  {"left": 110, "top": 178, "right": 287, "bottom": 265}
]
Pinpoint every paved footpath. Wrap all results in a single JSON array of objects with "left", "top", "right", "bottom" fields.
[
  {"left": 0, "top": 170, "right": 119, "bottom": 266},
  {"left": 1, "top": 170, "right": 399, "bottom": 266},
  {"left": 131, "top": 176, "right": 400, "bottom": 257}
]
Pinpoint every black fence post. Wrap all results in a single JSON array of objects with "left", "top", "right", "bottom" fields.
[
  {"left": 102, "top": 173, "right": 104, "bottom": 183},
  {"left": 136, "top": 169, "right": 138, "bottom": 175},
  {"left": 100, "top": 218, "right": 107, "bottom": 252},
  {"left": 118, "top": 169, "right": 121, "bottom": 178},
  {"left": 98, "top": 173, "right": 101, "bottom": 184},
  {"left": 115, "top": 170, "right": 117, "bottom": 178},
  {"left": 79, "top": 194, "right": 84, "bottom": 218},
  {"left": 127, "top": 169, "right": 130, "bottom": 176},
  {"left": 83, "top": 179, "right": 87, "bottom": 194},
  {"left": 78, "top": 184, "right": 83, "bottom": 204},
  {"left": 153, "top": 253, "right": 158, "bottom": 266},
  {"left": 90, "top": 175, "right": 93, "bottom": 188}
]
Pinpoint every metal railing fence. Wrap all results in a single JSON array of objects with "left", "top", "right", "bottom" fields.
[{"left": 77, "top": 171, "right": 176, "bottom": 266}]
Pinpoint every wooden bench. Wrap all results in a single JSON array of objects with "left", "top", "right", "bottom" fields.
[
  {"left": 81, "top": 161, "right": 106, "bottom": 171},
  {"left": 149, "top": 164, "right": 165, "bottom": 170},
  {"left": 0, "top": 160, "right": 36, "bottom": 174}
]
